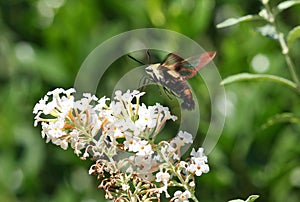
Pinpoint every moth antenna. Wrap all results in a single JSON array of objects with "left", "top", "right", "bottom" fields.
[
  {"left": 146, "top": 50, "right": 151, "bottom": 64},
  {"left": 128, "top": 55, "right": 145, "bottom": 65}
]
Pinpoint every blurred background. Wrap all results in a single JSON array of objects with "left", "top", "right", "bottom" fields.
[{"left": 1, "top": 0, "right": 300, "bottom": 201}]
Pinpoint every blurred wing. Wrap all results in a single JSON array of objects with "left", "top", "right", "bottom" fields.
[
  {"left": 160, "top": 53, "right": 185, "bottom": 71},
  {"left": 178, "top": 52, "right": 216, "bottom": 79}
]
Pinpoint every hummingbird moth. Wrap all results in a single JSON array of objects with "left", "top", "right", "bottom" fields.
[{"left": 144, "top": 52, "right": 216, "bottom": 110}]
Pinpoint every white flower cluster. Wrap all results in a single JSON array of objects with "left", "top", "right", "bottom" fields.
[
  {"left": 33, "top": 88, "right": 176, "bottom": 157},
  {"left": 33, "top": 88, "right": 210, "bottom": 201},
  {"left": 33, "top": 88, "right": 109, "bottom": 155}
]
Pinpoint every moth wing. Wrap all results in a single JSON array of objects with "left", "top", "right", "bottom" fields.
[
  {"left": 160, "top": 53, "right": 185, "bottom": 71},
  {"left": 178, "top": 52, "right": 216, "bottom": 79}
]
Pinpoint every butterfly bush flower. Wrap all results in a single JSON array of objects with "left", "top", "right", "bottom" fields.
[
  {"left": 33, "top": 88, "right": 210, "bottom": 202},
  {"left": 173, "top": 190, "right": 192, "bottom": 202}
]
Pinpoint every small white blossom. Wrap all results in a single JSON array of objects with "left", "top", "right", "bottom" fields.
[
  {"left": 60, "top": 139, "right": 68, "bottom": 150},
  {"left": 191, "top": 148, "right": 208, "bottom": 162},
  {"left": 170, "top": 137, "right": 182, "bottom": 149},
  {"left": 187, "top": 162, "right": 208, "bottom": 176},
  {"left": 157, "top": 184, "right": 170, "bottom": 198},
  {"left": 124, "top": 136, "right": 141, "bottom": 152},
  {"left": 135, "top": 104, "right": 157, "bottom": 130},
  {"left": 155, "top": 169, "right": 171, "bottom": 198},
  {"left": 189, "top": 181, "right": 195, "bottom": 187},
  {"left": 33, "top": 95, "right": 49, "bottom": 114},
  {"left": 187, "top": 148, "right": 210, "bottom": 176},
  {"left": 136, "top": 140, "right": 153, "bottom": 156},
  {"left": 121, "top": 90, "right": 133, "bottom": 102},
  {"left": 114, "top": 90, "right": 122, "bottom": 99},
  {"left": 155, "top": 169, "right": 170, "bottom": 184},
  {"left": 109, "top": 101, "right": 123, "bottom": 115},
  {"left": 178, "top": 131, "right": 193, "bottom": 144},
  {"left": 122, "top": 184, "right": 130, "bottom": 191},
  {"left": 46, "top": 88, "right": 64, "bottom": 96},
  {"left": 174, "top": 190, "right": 191, "bottom": 202},
  {"left": 95, "top": 96, "right": 109, "bottom": 110}
]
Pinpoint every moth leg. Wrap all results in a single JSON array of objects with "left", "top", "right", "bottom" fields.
[
  {"left": 163, "top": 86, "right": 181, "bottom": 99},
  {"left": 139, "top": 76, "right": 149, "bottom": 92},
  {"left": 155, "top": 85, "right": 163, "bottom": 96},
  {"left": 163, "top": 87, "right": 173, "bottom": 99},
  {"left": 152, "top": 85, "right": 167, "bottom": 97}
]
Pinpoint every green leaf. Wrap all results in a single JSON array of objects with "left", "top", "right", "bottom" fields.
[
  {"left": 262, "top": 113, "right": 300, "bottom": 129},
  {"left": 220, "top": 73, "right": 298, "bottom": 91},
  {"left": 277, "top": 1, "right": 300, "bottom": 12},
  {"left": 245, "top": 195, "right": 260, "bottom": 202},
  {"left": 287, "top": 26, "right": 300, "bottom": 47},
  {"left": 229, "top": 195, "right": 259, "bottom": 202},
  {"left": 216, "top": 15, "right": 260, "bottom": 28}
]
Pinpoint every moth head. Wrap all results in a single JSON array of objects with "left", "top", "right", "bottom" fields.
[
  {"left": 145, "top": 64, "right": 161, "bottom": 77},
  {"left": 145, "top": 65, "right": 154, "bottom": 74},
  {"left": 145, "top": 64, "right": 158, "bottom": 71}
]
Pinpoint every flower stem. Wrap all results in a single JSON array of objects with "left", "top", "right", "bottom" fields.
[
  {"left": 157, "top": 148, "right": 199, "bottom": 202},
  {"left": 263, "top": 1, "right": 300, "bottom": 90}
]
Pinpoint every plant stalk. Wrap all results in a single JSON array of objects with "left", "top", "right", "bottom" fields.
[{"left": 263, "top": 1, "right": 300, "bottom": 90}]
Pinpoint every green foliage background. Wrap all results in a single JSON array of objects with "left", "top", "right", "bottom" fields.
[{"left": 1, "top": 0, "right": 300, "bottom": 201}]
